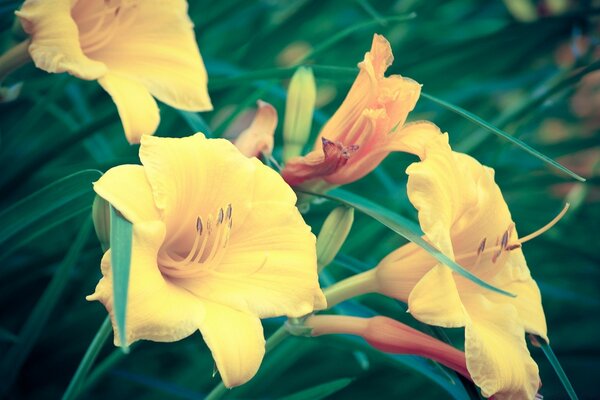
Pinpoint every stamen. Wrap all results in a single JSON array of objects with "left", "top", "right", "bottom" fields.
[
  {"left": 477, "top": 238, "right": 486, "bottom": 256},
  {"left": 516, "top": 203, "right": 570, "bottom": 244},
  {"left": 226, "top": 203, "right": 232, "bottom": 220},
  {"left": 196, "top": 216, "right": 203, "bottom": 235},
  {"left": 217, "top": 208, "right": 224, "bottom": 224}
]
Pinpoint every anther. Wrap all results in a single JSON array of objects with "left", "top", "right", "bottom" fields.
[
  {"left": 196, "top": 216, "right": 203, "bottom": 234},
  {"left": 501, "top": 230, "right": 509, "bottom": 250},
  {"left": 226, "top": 204, "right": 232, "bottom": 220},
  {"left": 477, "top": 238, "right": 487, "bottom": 256},
  {"left": 218, "top": 208, "right": 224, "bottom": 224},
  {"left": 506, "top": 243, "right": 522, "bottom": 251}
]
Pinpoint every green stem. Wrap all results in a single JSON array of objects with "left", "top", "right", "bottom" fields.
[
  {"left": 323, "top": 268, "right": 378, "bottom": 308},
  {"left": 204, "top": 326, "right": 290, "bottom": 400},
  {"left": 0, "top": 40, "right": 31, "bottom": 82},
  {"left": 62, "top": 317, "right": 112, "bottom": 400}
]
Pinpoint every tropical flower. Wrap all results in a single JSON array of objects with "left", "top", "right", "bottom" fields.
[
  {"left": 306, "top": 314, "right": 470, "bottom": 380},
  {"left": 87, "top": 133, "right": 326, "bottom": 387},
  {"left": 281, "top": 34, "right": 437, "bottom": 192},
  {"left": 16, "top": 0, "right": 212, "bottom": 143},
  {"left": 324, "top": 134, "right": 561, "bottom": 399},
  {"left": 233, "top": 100, "right": 277, "bottom": 158}
]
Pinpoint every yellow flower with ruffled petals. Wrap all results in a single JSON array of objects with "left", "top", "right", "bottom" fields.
[
  {"left": 281, "top": 34, "right": 438, "bottom": 192},
  {"left": 16, "top": 0, "right": 212, "bottom": 143},
  {"left": 374, "top": 134, "right": 557, "bottom": 399},
  {"left": 87, "top": 133, "right": 326, "bottom": 388}
]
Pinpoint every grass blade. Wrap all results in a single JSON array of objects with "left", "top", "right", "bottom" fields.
[
  {"left": 0, "top": 169, "right": 101, "bottom": 260},
  {"left": 306, "top": 188, "right": 515, "bottom": 298},
  {"left": 420, "top": 92, "right": 585, "bottom": 182},
  {"left": 110, "top": 205, "right": 133, "bottom": 353},
  {"left": 280, "top": 377, "right": 354, "bottom": 400},
  {"left": 535, "top": 335, "right": 579, "bottom": 400},
  {"left": 0, "top": 218, "right": 93, "bottom": 397}
]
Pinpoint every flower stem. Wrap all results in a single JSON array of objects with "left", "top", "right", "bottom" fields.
[
  {"left": 0, "top": 40, "right": 31, "bottom": 82},
  {"left": 323, "top": 268, "right": 378, "bottom": 308},
  {"left": 62, "top": 317, "right": 112, "bottom": 400},
  {"left": 204, "top": 326, "right": 290, "bottom": 400}
]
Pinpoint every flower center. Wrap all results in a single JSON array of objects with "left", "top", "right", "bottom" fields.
[
  {"left": 158, "top": 204, "right": 233, "bottom": 279},
  {"left": 73, "top": 0, "right": 138, "bottom": 55},
  {"left": 457, "top": 203, "right": 570, "bottom": 268}
]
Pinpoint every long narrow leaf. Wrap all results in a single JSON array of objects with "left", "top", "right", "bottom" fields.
[
  {"left": 280, "top": 378, "right": 354, "bottom": 400},
  {"left": 420, "top": 92, "right": 585, "bottom": 182},
  {"left": 306, "top": 188, "right": 515, "bottom": 297},
  {"left": 110, "top": 205, "right": 133, "bottom": 353},
  {"left": 535, "top": 335, "right": 579, "bottom": 400}
]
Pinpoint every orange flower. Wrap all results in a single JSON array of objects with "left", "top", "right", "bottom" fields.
[{"left": 281, "top": 34, "right": 439, "bottom": 191}]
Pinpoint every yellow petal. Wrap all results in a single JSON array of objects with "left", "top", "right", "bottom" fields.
[
  {"left": 487, "top": 251, "right": 548, "bottom": 341},
  {"left": 86, "top": 0, "right": 212, "bottom": 112},
  {"left": 87, "top": 221, "right": 205, "bottom": 346},
  {"left": 93, "top": 164, "right": 160, "bottom": 224},
  {"left": 198, "top": 302, "right": 265, "bottom": 388},
  {"left": 407, "top": 264, "right": 468, "bottom": 327},
  {"left": 463, "top": 293, "right": 541, "bottom": 399},
  {"left": 375, "top": 242, "right": 436, "bottom": 301},
  {"left": 98, "top": 73, "right": 160, "bottom": 144},
  {"left": 16, "top": 0, "right": 107, "bottom": 79},
  {"left": 234, "top": 100, "right": 277, "bottom": 157},
  {"left": 174, "top": 164, "right": 326, "bottom": 318}
]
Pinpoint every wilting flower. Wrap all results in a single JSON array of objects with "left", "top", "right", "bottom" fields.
[
  {"left": 233, "top": 100, "right": 277, "bottom": 158},
  {"left": 306, "top": 315, "right": 471, "bottom": 380},
  {"left": 281, "top": 34, "right": 437, "bottom": 192},
  {"left": 87, "top": 133, "right": 326, "bottom": 387},
  {"left": 16, "top": 0, "right": 212, "bottom": 143},
  {"left": 325, "top": 134, "right": 560, "bottom": 399}
]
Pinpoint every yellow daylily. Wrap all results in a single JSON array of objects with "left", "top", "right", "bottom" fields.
[
  {"left": 233, "top": 100, "right": 277, "bottom": 158},
  {"left": 16, "top": 0, "right": 212, "bottom": 143},
  {"left": 325, "top": 133, "right": 560, "bottom": 399},
  {"left": 87, "top": 133, "right": 326, "bottom": 387},
  {"left": 281, "top": 34, "right": 437, "bottom": 192}
]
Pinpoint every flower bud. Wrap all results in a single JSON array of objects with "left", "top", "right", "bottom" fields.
[
  {"left": 283, "top": 66, "right": 316, "bottom": 162},
  {"left": 92, "top": 195, "right": 110, "bottom": 251},
  {"left": 316, "top": 206, "right": 354, "bottom": 271}
]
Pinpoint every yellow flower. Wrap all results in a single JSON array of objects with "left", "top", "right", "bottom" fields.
[
  {"left": 86, "top": 133, "right": 326, "bottom": 387},
  {"left": 16, "top": 0, "right": 212, "bottom": 143},
  {"left": 374, "top": 135, "right": 555, "bottom": 399},
  {"left": 281, "top": 34, "right": 437, "bottom": 191},
  {"left": 233, "top": 100, "right": 277, "bottom": 158}
]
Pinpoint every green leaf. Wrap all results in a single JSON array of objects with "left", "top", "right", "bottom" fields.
[
  {"left": 280, "top": 378, "right": 354, "bottom": 400},
  {"left": 177, "top": 110, "right": 213, "bottom": 137},
  {"left": 420, "top": 92, "right": 585, "bottom": 182},
  {"left": 306, "top": 188, "right": 515, "bottom": 297},
  {"left": 535, "top": 336, "right": 579, "bottom": 400},
  {"left": 0, "top": 218, "right": 93, "bottom": 397},
  {"left": 0, "top": 169, "right": 101, "bottom": 261},
  {"left": 110, "top": 205, "right": 133, "bottom": 353}
]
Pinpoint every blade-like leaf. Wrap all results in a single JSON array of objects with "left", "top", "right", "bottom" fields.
[
  {"left": 420, "top": 92, "right": 585, "bottom": 182},
  {"left": 535, "top": 335, "right": 579, "bottom": 400},
  {"left": 306, "top": 188, "right": 515, "bottom": 297},
  {"left": 280, "top": 378, "right": 354, "bottom": 400},
  {"left": 177, "top": 110, "right": 213, "bottom": 137},
  {"left": 0, "top": 169, "right": 101, "bottom": 261},
  {"left": 110, "top": 205, "right": 133, "bottom": 353}
]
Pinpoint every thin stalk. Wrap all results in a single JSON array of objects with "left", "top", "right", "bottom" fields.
[
  {"left": 323, "top": 268, "right": 378, "bottom": 308},
  {"left": 0, "top": 40, "right": 31, "bottom": 82},
  {"left": 62, "top": 317, "right": 112, "bottom": 400}
]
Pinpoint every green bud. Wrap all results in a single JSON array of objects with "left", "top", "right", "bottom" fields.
[
  {"left": 283, "top": 66, "right": 316, "bottom": 162},
  {"left": 92, "top": 195, "right": 111, "bottom": 252},
  {"left": 316, "top": 206, "right": 354, "bottom": 272}
]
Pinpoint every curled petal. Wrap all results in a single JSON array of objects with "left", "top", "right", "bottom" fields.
[{"left": 234, "top": 100, "right": 277, "bottom": 158}]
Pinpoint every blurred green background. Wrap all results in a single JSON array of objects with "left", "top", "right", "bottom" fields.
[{"left": 0, "top": 0, "right": 599, "bottom": 399}]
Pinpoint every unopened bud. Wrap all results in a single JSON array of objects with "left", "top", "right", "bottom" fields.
[
  {"left": 283, "top": 66, "right": 316, "bottom": 162},
  {"left": 316, "top": 206, "right": 354, "bottom": 271},
  {"left": 92, "top": 195, "right": 110, "bottom": 251}
]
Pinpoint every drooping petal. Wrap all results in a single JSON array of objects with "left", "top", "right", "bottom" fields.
[
  {"left": 407, "top": 264, "right": 468, "bottom": 327},
  {"left": 198, "top": 301, "right": 265, "bottom": 388},
  {"left": 87, "top": 221, "right": 205, "bottom": 346},
  {"left": 463, "top": 294, "right": 541, "bottom": 400},
  {"left": 93, "top": 164, "right": 160, "bottom": 224},
  {"left": 98, "top": 73, "right": 160, "bottom": 143},
  {"left": 16, "top": 0, "right": 107, "bottom": 79},
  {"left": 234, "top": 100, "right": 277, "bottom": 157},
  {"left": 175, "top": 162, "right": 326, "bottom": 318},
  {"left": 85, "top": 0, "right": 212, "bottom": 112}
]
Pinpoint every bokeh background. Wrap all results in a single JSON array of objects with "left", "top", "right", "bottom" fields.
[{"left": 0, "top": 0, "right": 599, "bottom": 399}]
